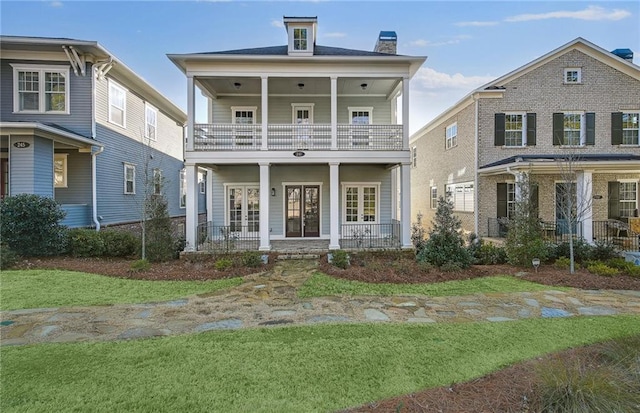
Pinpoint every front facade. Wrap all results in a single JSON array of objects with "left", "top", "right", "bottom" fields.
[
  {"left": 411, "top": 38, "right": 640, "bottom": 250},
  {"left": 0, "top": 36, "right": 190, "bottom": 229},
  {"left": 169, "top": 17, "right": 426, "bottom": 251}
]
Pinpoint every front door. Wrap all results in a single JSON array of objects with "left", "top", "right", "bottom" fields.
[
  {"left": 555, "top": 182, "right": 577, "bottom": 235},
  {"left": 227, "top": 185, "right": 259, "bottom": 235},
  {"left": 286, "top": 185, "right": 320, "bottom": 237}
]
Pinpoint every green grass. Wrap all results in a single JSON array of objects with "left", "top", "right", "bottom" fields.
[
  {"left": 298, "top": 272, "right": 559, "bottom": 298},
  {"left": 2, "top": 316, "right": 639, "bottom": 413},
  {"left": 0, "top": 270, "right": 243, "bottom": 310}
]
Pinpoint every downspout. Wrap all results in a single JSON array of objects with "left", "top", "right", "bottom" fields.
[
  {"left": 473, "top": 96, "right": 479, "bottom": 236},
  {"left": 92, "top": 146, "right": 104, "bottom": 230}
]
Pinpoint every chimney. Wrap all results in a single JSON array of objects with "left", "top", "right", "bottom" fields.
[
  {"left": 611, "top": 48, "right": 634, "bottom": 62},
  {"left": 374, "top": 31, "right": 397, "bottom": 55}
]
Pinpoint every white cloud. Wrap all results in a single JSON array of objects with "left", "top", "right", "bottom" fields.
[
  {"left": 323, "top": 32, "right": 346, "bottom": 38},
  {"left": 505, "top": 5, "right": 631, "bottom": 22},
  {"left": 455, "top": 21, "right": 499, "bottom": 27},
  {"left": 409, "top": 36, "right": 471, "bottom": 48},
  {"left": 50, "top": 1, "right": 63, "bottom": 7},
  {"left": 270, "top": 19, "right": 284, "bottom": 28},
  {"left": 413, "top": 66, "right": 495, "bottom": 92}
]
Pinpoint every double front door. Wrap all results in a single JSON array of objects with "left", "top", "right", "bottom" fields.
[{"left": 286, "top": 185, "right": 319, "bottom": 237}]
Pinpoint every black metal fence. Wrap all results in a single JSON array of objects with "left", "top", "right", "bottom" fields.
[
  {"left": 593, "top": 220, "right": 639, "bottom": 251},
  {"left": 196, "top": 223, "right": 260, "bottom": 252},
  {"left": 339, "top": 222, "right": 401, "bottom": 249},
  {"left": 486, "top": 218, "right": 583, "bottom": 243}
]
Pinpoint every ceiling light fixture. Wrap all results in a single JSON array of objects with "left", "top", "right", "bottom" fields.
[
  {"left": 360, "top": 83, "right": 368, "bottom": 90},
  {"left": 233, "top": 82, "right": 242, "bottom": 90},
  {"left": 298, "top": 83, "right": 305, "bottom": 90}
]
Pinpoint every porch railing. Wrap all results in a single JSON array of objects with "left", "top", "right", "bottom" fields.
[
  {"left": 196, "top": 222, "right": 260, "bottom": 252},
  {"left": 340, "top": 222, "right": 401, "bottom": 249},
  {"left": 487, "top": 218, "right": 583, "bottom": 243},
  {"left": 593, "top": 220, "right": 639, "bottom": 251},
  {"left": 192, "top": 123, "right": 403, "bottom": 151}
]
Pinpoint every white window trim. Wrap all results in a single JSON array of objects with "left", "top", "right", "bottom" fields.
[
  {"left": 288, "top": 25, "right": 312, "bottom": 54},
  {"left": 11, "top": 64, "right": 70, "bottom": 114},
  {"left": 341, "top": 182, "right": 381, "bottom": 225},
  {"left": 145, "top": 103, "right": 158, "bottom": 141},
  {"left": 124, "top": 163, "right": 136, "bottom": 195},
  {"left": 560, "top": 111, "right": 586, "bottom": 147},
  {"left": 621, "top": 111, "right": 640, "bottom": 146},
  {"left": 618, "top": 180, "right": 639, "bottom": 218},
  {"left": 291, "top": 103, "right": 315, "bottom": 123},
  {"left": 54, "top": 153, "right": 68, "bottom": 188},
  {"left": 564, "top": 68, "right": 582, "bottom": 84},
  {"left": 503, "top": 112, "right": 527, "bottom": 147},
  {"left": 108, "top": 79, "right": 127, "bottom": 128},
  {"left": 445, "top": 122, "right": 457, "bottom": 149},
  {"left": 348, "top": 107, "right": 374, "bottom": 124},
  {"left": 230, "top": 106, "right": 257, "bottom": 123},
  {"left": 430, "top": 186, "right": 437, "bottom": 209}
]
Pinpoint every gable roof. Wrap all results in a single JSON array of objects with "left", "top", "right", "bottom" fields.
[{"left": 411, "top": 37, "right": 640, "bottom": 141}]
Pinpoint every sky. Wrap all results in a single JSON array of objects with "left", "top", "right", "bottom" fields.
[{"left": 1, "top": 1, "right": 639, "bottom": 134}]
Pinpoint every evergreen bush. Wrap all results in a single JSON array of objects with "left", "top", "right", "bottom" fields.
[
  {"left": 66, "top": 228, "right": 105, "bottom": 257},
  {"left": 101, "top": 230, "right": 140, "bottom": 257}
]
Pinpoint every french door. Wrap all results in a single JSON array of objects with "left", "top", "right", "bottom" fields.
[
  {"left": 293, "top": 104, "right": 313, "bottom": 149},
  {"left": 286, "top": 185, "right": 320, "bottom": 237},
  {"left": 227, "top": 185, "right": 259, "bottom": 235}
]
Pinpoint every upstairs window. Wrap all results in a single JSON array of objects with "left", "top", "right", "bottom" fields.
[
  {"left": 109, "top": 80, "right": 127, "bottom": 127},
  {"left": 12, "top": 64, "right": 69, "bottom": 114},
  {"left": 622, "top": 112, "right": 639, "bottom": 145},
  {"left": 293, "top": 28, "right": 308, "bottom": 51},
  {"left": 564, "top": 68, "right": 582, "bottom": 84},
  {"left": 495, "top": 113, "right": 536, "bottom": 147},
  {"left": 445, "top": 122, "right": 457, "bottom": 149},
  {"left": 145, "top": 103, "right": 157, "bottom": 141},
  {"left": 505, "top": 113, "right": 525, "bottom": 146},
  {"left": 553, "top": 112, "right": 595, "bottom": 146}
]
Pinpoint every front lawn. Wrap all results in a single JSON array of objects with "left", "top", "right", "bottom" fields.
[
  {"left": 3, "top": 316, "right": 639, "bottom": 412},
  {"left": 0, "top": 270, "right": 243, "bottom": 310}
]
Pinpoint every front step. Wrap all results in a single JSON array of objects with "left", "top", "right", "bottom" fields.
[{"left": 276, "top": 253, "right": 321, "bottom": 260}]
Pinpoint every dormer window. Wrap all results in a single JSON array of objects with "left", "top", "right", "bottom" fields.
[
  {"left": 293, "top": 28, "right": 308, "bottom": 51},
  {"left": 284, "top": 16, "right": 317, "bottom": 56}
]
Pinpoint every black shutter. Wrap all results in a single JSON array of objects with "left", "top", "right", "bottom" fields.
[
  {"left": 611, "top": 112, "right": 623, "bottom": 145},
  {"left": 494, "top": 113, "right": 505, "bottom": 146},
  {"left": 497, "top": 183, "right": 508, "bottom": 218},
  {"left": 553, "top": 113, "right": 564, "bottom": 145},
  {"left": 608, "top": 181, "right": 620, "bottom": 219},
  {"left": 530, "top": 183, "right": 539, "bottom": 217},
  {"left": 585, "top": 112, "right": 595, "bottom": 145},
  {"left": 527, "top": 113, "right": 536, "bottom": 146}
]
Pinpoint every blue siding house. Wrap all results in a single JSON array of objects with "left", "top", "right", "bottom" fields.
[{"left": 0, "top": 36, "right": 199, "bottom": 229}]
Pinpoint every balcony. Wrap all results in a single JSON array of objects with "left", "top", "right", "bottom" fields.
[{"left": 192, "top": 123, "right": 403, "bottom": 151}]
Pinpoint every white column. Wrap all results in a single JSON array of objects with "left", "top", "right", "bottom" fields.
[
  {"left": 329, "top": 162, "right": 340, "bottom": 249},
  {"left": 400, "top": 162, "right": 412, "bottom": 248},
  {"left": 577, "top": 170, "right": 593, "bottom": 243},
  {"left": 206, "top": 167, "right": 214, "bottom": 223},
  {"left": 330, "top": 76, "right": 338, "bottom": 150},
  {"left": 514, "top": 172, "right": 524, "bottom": 202},
  {"left": 185, "top": 163, "right": 198, "bottom": 251},
  {"left": 186, "top": 75, "right": 195, "bottom": 152},
  {"left": 259, "top": 163, "right": 271, "bottom": 251},
  {"left": 261, "top": 76, "right": 268, "bottom": 150},
  {"left": 402, "top": 76, "right": 410, "bottom": 150}
]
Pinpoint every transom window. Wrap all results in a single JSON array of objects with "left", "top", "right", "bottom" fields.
[
  {"left": 563, "top": 113, "right": 583, "bottom": 146},
  {"left": 109, "top": 80, "right": 127, "bottom": 127},
  {"left": 564, "top": 68, "right": 582, "bottom": 84},
  {"left": 145, "top": 104, "right": 157, "bottom": 141},
  {"left": 622, "top": 112, "right": 639, "bottom": 145},
  {"left": 54, "top": 154, "right": 68, "bottom": 188},
  {"left": 293, "top": 28, "right": 308, "bottom": 51},
  {"left": 124, "top": 163, "right": 135, "bottom": 195},
  {"left": 445, "top": 123, "right": 457, "bottom": 149},
  {"left": 12, "top": 64, "right": 69, "bottom": 114},
  {"left": 505, "top": 113, "right": 525, "bottom": 146},
  {"left": 619, "top": 182, "right": 638, "bottom": 218}
]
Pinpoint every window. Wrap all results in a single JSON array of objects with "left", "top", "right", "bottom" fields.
[
  {"left": 179, "top": 169, "right": 186, "bottom": 208},
  {"left": 430, "top": 186, "right": 437, "bottom": 209},
  {"left": 553, "top": 112, "right": 595, "bottom": 146},
  {"left": 445, "top": 123, "right": 457, "bottom": 149},
  {"left": 619, "top": 182, "right": 638, "bottom": 218},
  {"left": 564, "top": 68, "right": 581, "bottom": 84},
  {"left": 145, "top": 104, "right": 157, "bottom": 141},
  {"left": 505, "top": 113, "right": 525, "bottom": 146},
  {"left": 622, "top": 112, "right": 639, "bottom": 145},
  {"left": 12, "top": 64, "right": 69, "bottom": 113},
  {"left": 445, "top": 182, "right": 474, "bottom": 212},
  {"left": 411, "top": 146, "right": 417, "bottom": 167},
  {"left": 293, "top": 28, "right": 308, "bottom": 51},
  {"left": 343, "top": 184, "right": 379, "bottom": 223},
  {"left": 507, "top": 182, "right": 516, "bottom": 219},
  {"left": 109, "top": 80, "right": 126, "bottom": 127},
  {"left": 495, "top": 113, "right": 536, "bottom": 147},
  {"left": 152, "top": 168, "right": 162, "bottom": 195},
  {"left": 198, "top": 172, "right": 206, "bottom": 194},
  {"left": 124, "top": 163, "right": 135, "bottom": 194},
  {"left": 54, "top": 154, "right": 67, "bottom": 188}
]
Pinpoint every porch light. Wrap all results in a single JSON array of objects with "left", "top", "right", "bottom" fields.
[
  {"left": 271, "top": 188, "right": 276, "bottom": 197},
  {"left": 297, "top": 83, "right": 305, "bottom": 89},
  {"left": 233, "top": 82, "right": 241, "bottom": 90},
  {"left": 360, "top": 83, "right": 368, "bottom": 90}
]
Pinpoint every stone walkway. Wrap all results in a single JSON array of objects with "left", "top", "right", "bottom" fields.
[{"left": 2, "top": 259, "right": 640, "bottom": 346}]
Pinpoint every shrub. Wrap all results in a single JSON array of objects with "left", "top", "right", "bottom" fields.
[
  {"left": 130, "top": 259, "right": 150, "bottom": 272},
  {"left": 66, "top": 228, "right": 105, "bottom": 257},
  {"left": 0, "top": 194, "right": 67, "bottom": 256},
  {"left": 551, "top": 239, "right": 594, "bottom": 264},
  {"left": 100, "top": 230, "right": 140, "bottom": 257},
  {"left": 417, "top": 197, "right": 472, "bottom": 269},
  {"left": 410, "top": 212, "right": 427, "bottom": 255},
  {"left": 587, "top": 262, "right": 620, "bottom": 277},
  {"left": 554, "top": 256, "right": 571, "bottom": 270},
  {"left": 330, "top": 250, "right": 350, "bottom": 269},
  {"left": 591, "top": 240, "right": 620, "bottom": 262},
  {"left": 468, "top": 235, "right": 507, "bottom": 265},
  {"left": 214, "top": 257, "right": 234, "bottom": 271},
  {"left": 440, "top": 261, "right": 463, "bottom": 272},
  {"left": 144, "top": 195, "right": 175, "bottom": 262},
  {"left": 241, "top": 251, "right": 263, "bottom": 268},
  {"left": 606, "top": 258, "right": 640, "bottom": 277},
  {"left": 0, "top": 244, "right": 20, "bottom": 270}
]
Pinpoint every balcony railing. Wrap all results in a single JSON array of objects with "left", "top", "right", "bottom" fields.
[{"left": 192, "top": 123, "right": 403, "bottom": 151}]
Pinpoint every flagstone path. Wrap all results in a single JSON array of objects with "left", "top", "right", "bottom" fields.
[{"left": 2, "top": 259, "right": 640, "bottom": 346}]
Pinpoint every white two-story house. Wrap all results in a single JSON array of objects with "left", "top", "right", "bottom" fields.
[{"left": 169, "top": 17, "right": 426, "bottom": 252}]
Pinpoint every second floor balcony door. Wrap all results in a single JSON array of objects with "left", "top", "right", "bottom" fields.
[
  {"left": 232, "top": 107, "right": 256, "bottom": 147},
  {"left": 293, "top": 104, "right": 313, "bottom": 149},
  {"left": 350, "top": 108, "right": 371, "bottom": 147}
]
